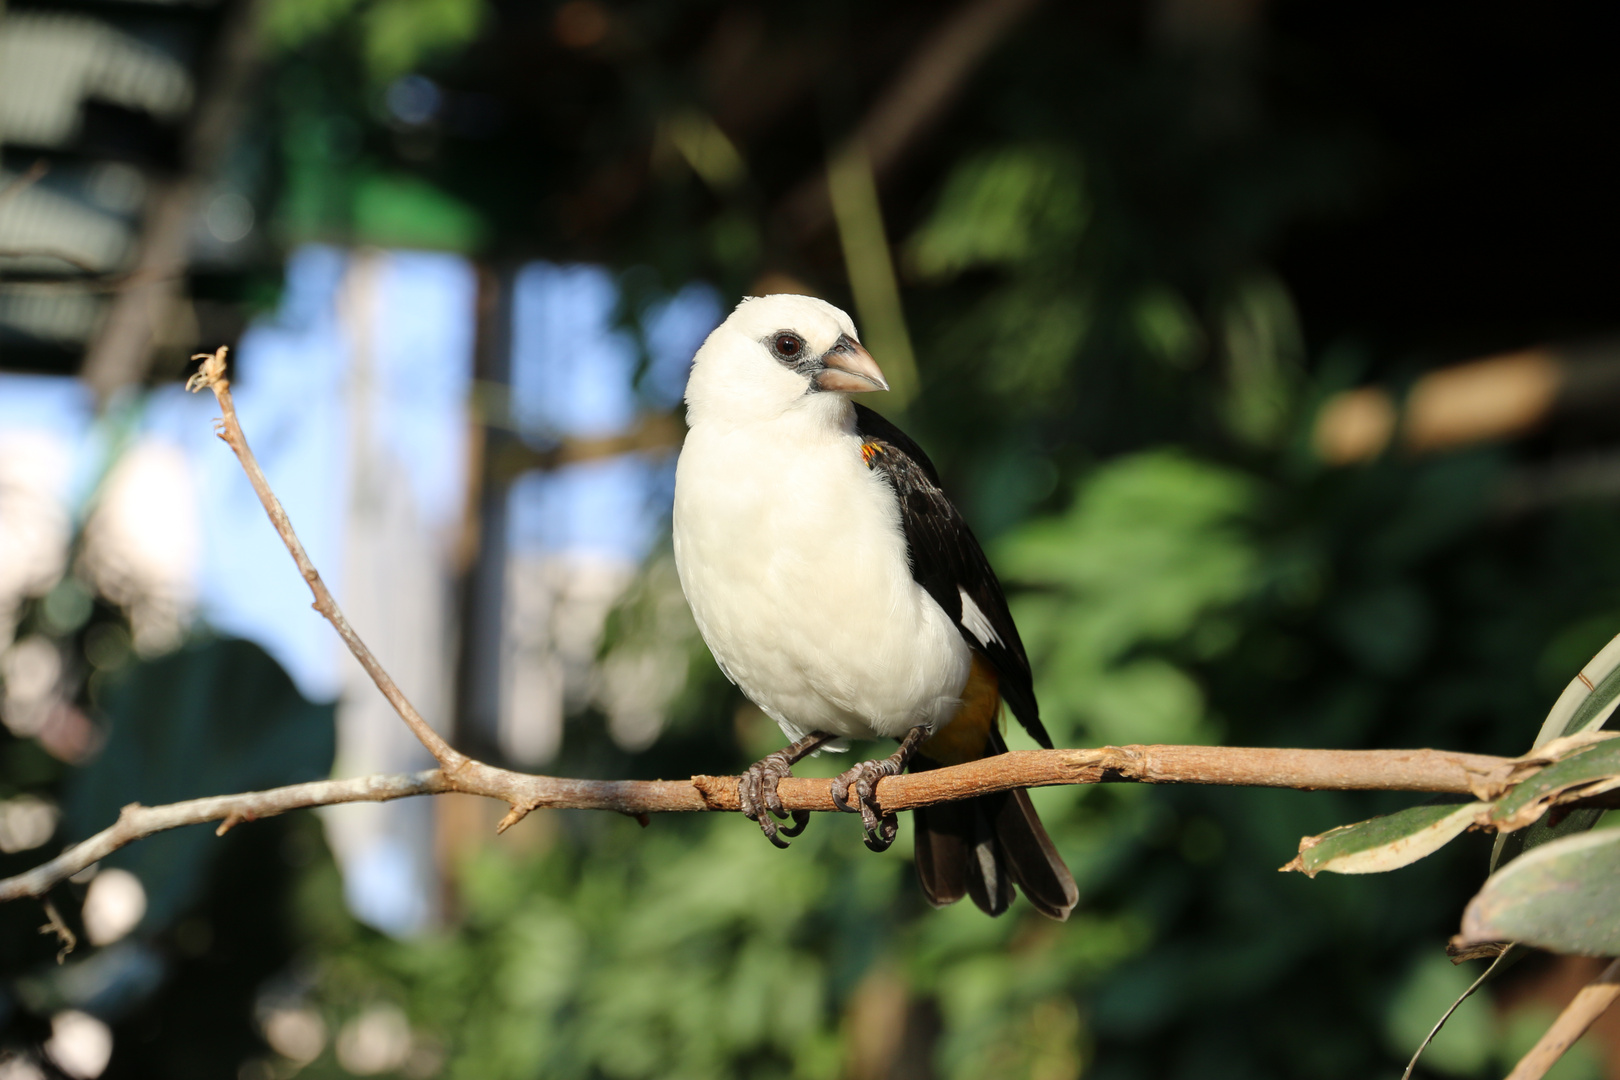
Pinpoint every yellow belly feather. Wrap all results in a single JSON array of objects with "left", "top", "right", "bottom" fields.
[{"left": 919, "top": 652, "right": 1002, "bottom": 766}]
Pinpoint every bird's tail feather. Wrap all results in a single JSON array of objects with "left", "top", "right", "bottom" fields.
[{"left": 910, "top": 735, "right": 1077, "bottom": 921}]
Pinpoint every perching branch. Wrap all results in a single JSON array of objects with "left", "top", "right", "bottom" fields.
[
  {"left": 0, "top": 346, "right": 1568, "bottom": 911},
  {"left": 0, "top": 744, "right": 1523, "bottom": 902}
]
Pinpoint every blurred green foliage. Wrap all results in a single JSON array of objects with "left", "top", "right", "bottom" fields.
[
  {"left": 263, "top": 0, "right": 486, "bottom": 81},
  {"left": 999, "top": 451, "right": 1259, "bottom": 748}
]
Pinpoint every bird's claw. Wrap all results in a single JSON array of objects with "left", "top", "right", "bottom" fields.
[
  {"left": 831, "top": 758, "right": 903, "bottom": 852},
  {"left": 740, "top": 750, "right": 810, "bottom": 849}
]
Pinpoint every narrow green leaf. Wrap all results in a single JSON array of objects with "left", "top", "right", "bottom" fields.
[
  {"left": 1460, "top": 828, "right": 1620, "bottom": 956},
  {"left": 1492, "top": 632, "right": 1620, "bottom": 873},
  {"left": 1489, "top": 738, "right": 1620, "bottom": 831},
  {"left": 1287, "top": 803, "right": 1482, "bottom": 878},
  {"left": 1531, "top": 631, "right": 1620, "bottom": 750}
]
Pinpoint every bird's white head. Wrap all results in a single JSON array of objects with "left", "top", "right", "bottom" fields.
[{"left": 683, "top": 294, "right": 889, "bottom": 427}]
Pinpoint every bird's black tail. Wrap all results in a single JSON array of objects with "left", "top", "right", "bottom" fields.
[{"left": 910, "top": 732, "right": 1078, "bottom": 920}]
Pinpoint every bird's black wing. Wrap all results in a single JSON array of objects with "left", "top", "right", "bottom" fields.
[{"left": 852, "top": 403, "right": 1051, "bottom": 749}]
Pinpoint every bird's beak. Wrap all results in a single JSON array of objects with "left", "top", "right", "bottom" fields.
[{"left": 814, "top": 335, "right": 890, "bottom": 394}]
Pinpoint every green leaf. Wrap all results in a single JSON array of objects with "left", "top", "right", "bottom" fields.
[
  {"left": 1490, "top": 736, "right": 1620, "bottom": 831},
  {"left": 905, "top": 146, "right": 1088, "bottom": 280},
  {"left": 65, "top": 638, "right": 336, "bottom": 932},
  {"left": 354, "top": 172, "right": 488, "bottom": 251},
  {"left": 1286, "top": 802, "right": 1482, "bottom": 877},
  {"left": 362, "top": 0, "right": 486, "bottom": 80},
  {"left": 1531, "top": 631, "right": 1620, "bottom": 750},
  {"left": 1459, "top": 828, "right": 1620, "bottom": 955},
  {"left": 1491, "top": 632, "right": 1620, "bottom": 873}
]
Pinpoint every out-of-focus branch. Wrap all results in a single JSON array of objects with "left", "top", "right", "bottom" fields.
[
  {"left": 79, "top": 0, "right": 261, "bottom": 405},
  {"left": 1504, "top": 958, "right": 1620, "bottom": 1080},
  {"left": 1314, "top": 338, "right": 1620, "bottom": 465},
  {"left": 779, "top": 0, "right": 1045, "bottom": 239},
  {"left": 479, "top": 405, "right": 687, "bottom": 482},
  {"left": 0, "top": 247, "right": 104, "bottom": 276},
  {"left": 0, "top": 161, "right": 50, "bottom": 206},
  {"left": 0, "top": 743, "right": 1523, "bottom": 903}
]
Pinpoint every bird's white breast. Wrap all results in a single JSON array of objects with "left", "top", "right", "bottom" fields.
[{"left": 672, "top": 402, "right": 971, "bottom": 745}]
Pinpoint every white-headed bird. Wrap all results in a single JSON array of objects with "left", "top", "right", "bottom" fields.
[{"left": 673, "top": 294, "right": 1077, "bottom": 919}]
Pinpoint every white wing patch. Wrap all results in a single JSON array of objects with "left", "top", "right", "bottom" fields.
[{"left": 957, "top": 587, "right": 1002, "bottom": 648}]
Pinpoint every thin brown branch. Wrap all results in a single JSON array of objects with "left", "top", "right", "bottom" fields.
[
  {"left": 185, "top": 348, "right": 467, "bottom": 772},
  {"left": 0, "top": 744, "right": 1522, "bottom": 904},
  {"left": 0, "top": 772, "right": 445, "bottom": 903},
  {"left": 1505, "top": 958, "right": 1620, "bottom": 1080}
]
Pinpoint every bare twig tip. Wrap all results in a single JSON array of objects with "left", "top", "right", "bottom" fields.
[
  {"left": 496, "top": 806, "right": 530, "bottom": 834},
  {"left": 215, "top": 810, "right": 252, "bottom": 836},
  {"left": 39, "top": 899, "right": 77, "bottom": 963},
  {"left": 186, "top": 346, "right": 230, "bottom": 393},
  {"left": 689, "top": 775, "right": 730, "bottom": 809}
]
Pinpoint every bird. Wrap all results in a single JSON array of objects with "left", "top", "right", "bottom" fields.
[{"left": 672, "top": 293, "right": 1077, "bottom": 920}]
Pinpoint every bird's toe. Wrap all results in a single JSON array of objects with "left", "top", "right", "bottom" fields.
[
  {"left": 741, "top": 752, "right": 806, "bottom": 847},
  {"left": 863, "top": 812, "right": 900, "bottom": 853},
  {"left": 831, "top": 759, "right": 903, "bottom": 851}
]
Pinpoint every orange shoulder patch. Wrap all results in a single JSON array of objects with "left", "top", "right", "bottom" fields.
[{"left": 860, "top": 441, "right": 884, "bottom": 467}]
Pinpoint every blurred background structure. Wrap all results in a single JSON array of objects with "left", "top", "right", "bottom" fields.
[{"left": 2, "top": 0, "right": 1620, "bottom": 1078}]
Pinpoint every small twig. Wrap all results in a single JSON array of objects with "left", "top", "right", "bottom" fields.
[
  {"left": 38, "top": 898, "right": 77, "bottom": 963},
  {"left": 185, "top": 348, "right": 467, "bottom": 773},
  {"left": 1403, "top": 949, "right": 1516, "bottom": 1080},
  {"left": 1504, "top": 958, "right": 1620, "bottom": 1080}
]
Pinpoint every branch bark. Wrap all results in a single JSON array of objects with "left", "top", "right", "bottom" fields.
[
  {"left": 0, "top": 743, "right": 1519, "bottom": 903},
  {"left": 0, "top": 772, "right": 444, "bottom": 902}
]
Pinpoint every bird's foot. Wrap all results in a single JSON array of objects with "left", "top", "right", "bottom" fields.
[
  {"left": 739, "top": 732, "right": 834, "bottom": 849},
  {"left": 830, "top": 726, "right": 928, "bottom": 853}
]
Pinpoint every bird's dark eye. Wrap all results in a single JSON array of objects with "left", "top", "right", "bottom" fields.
[{"left": 770, "top": 332, "right": 805, "bottom": 361}]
